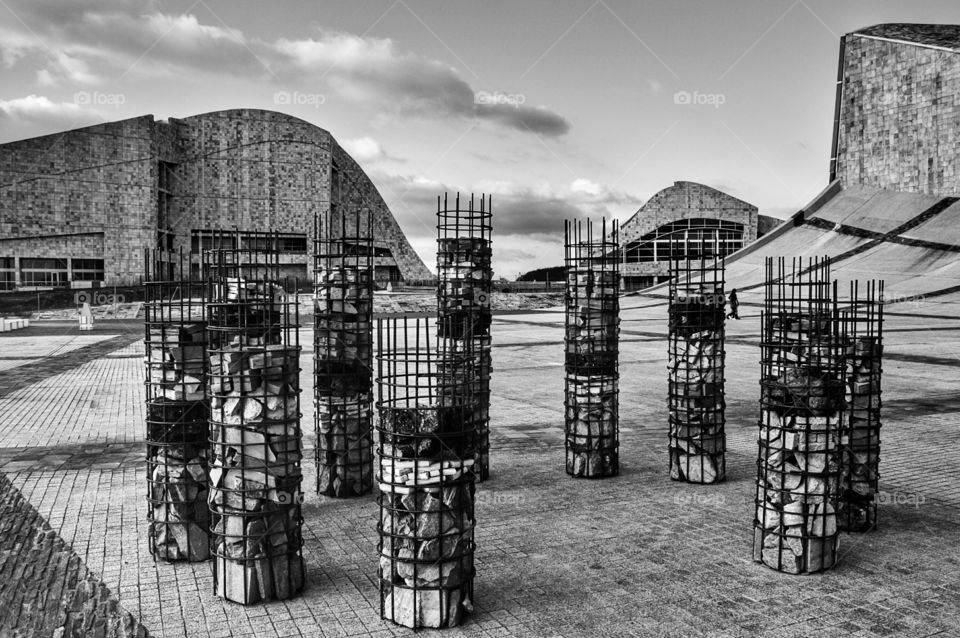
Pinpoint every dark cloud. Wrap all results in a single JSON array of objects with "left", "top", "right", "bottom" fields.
[
  {"left": 0, "top": 0, "right": 570, "bottom": 136},
  {"left": 475, "top": 103, "right": 570, "bottom": 137}
]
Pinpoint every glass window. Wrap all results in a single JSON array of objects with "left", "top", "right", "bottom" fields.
[
  {"left": 21, "top": 257, "right": 68, "bottom": 287},
  {"left": 0, "top": 258, "right": 14, "bottom": 291},
  {"left": 72, "top": 258, "right": 104, "bottom": 281}
]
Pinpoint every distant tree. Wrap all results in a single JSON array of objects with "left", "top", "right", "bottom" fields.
[{"left": 517, "top": 265, "right": 565, "bottom": 282}]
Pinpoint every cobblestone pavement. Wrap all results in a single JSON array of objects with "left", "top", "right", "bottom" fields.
[
  {"left": 0, "top": 472, "right": 149, "bottom": 638},
  {"left": 0, "top": 305, "right": 958, "bottom": 637}
]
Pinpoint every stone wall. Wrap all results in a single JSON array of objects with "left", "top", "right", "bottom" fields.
[
  {"left": 0, "top": 109, "right": 432, "bottom": 287},
  {"left": 0, "top": 117, "right": 157, "bottom": 285},
  {"left": 330, "top": 142, "right": 433, "bottom": 280},
  {"left": 619, "top": 181, "right": 758, "bottom": 246},
  {"left": 835, "top": 32, "right": 960, "bottom": 195},
  {"left": 166, "top": 109, "right": 331, "bottom": 281}
]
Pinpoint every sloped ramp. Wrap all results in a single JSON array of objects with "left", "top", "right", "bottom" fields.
[{"left": 720, "top": 181, "right": 960, "bottom": 301}]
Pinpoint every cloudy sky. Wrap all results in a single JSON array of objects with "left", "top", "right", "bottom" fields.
[{"left": 2, "top": 0, "right": 960, "bottom": 278}]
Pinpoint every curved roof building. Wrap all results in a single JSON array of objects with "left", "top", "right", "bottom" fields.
[
  {"left": 618, "top": 180, "right": 778, "bottom": 288},
  {"left": 0, "top": 109, "right": 431, "bottom": 289}
]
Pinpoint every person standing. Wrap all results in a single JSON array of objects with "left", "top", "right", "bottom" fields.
[{"left": 727, "top": 288, "right": 740, "bottom": 320}]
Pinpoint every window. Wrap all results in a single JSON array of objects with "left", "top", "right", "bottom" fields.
[
  {"left": 191, "top": 230, "right": 307, "bottom": 255},
  {"left": 20, "top": 257, "right": 68, "bottom": 287},
  {"left": 622, "top": 218, "right": 746, "bottom": 263},
  {"left": 277, "top": 235, "right": 307, "bottom": 253},
  {"left": 191, "top": 230, "right": 236, "bottom": 254},
  {"left": 72, "top": 258, "right": 104, "bottom": 281},
  {"left": 157, "top": 162, "right": 176, "bottom": 250},
  {"left": 0, "top": 257, "right": 14, "bottom": 291}
]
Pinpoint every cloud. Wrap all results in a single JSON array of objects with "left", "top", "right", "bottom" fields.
[
  {"left": 366, "top": 171, "right": 640, "bottom": 277},
  {"left": 474, "top": 103, "right": 569, "bottom": 136},
  {"left": 341, "top": 136, "right": 387, "bottom": 163},
  {"left": 0, "top": 1, "right": 570, "bottom": 136},
  {"left": 0, "top": 95, "right": 103, "bottom": 139}
]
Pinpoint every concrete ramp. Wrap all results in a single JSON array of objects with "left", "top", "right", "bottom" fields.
[{"left": 721, "top": 182, "right": 960, "bottom": 303}]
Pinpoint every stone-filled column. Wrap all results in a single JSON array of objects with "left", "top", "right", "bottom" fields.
[
  {"left": 314, "top": 202, "right": 375, "bottom": 497},
  {"left": 564, "top": 219, "right": 620, "bottom": 478},
  {"left": 754, "top": 257, "right": 843, "bottom": 574},
  {"left": 437, "top": 193, "right": 493, "bottom": 482},
  {"left": 144, "top": 251, "right": 210, "bottom": 562},
  {"left": 376, "top": 317, "right": 476, "bottom": 629},
  {"left": 668, "top": 254, "right": 726, "bottom": 484},
  {"left": 204, "top": 240, "right": 305, "bottom": 604},
  {"left": 838, "top": 280, "right": 884, "bottom": 531}
]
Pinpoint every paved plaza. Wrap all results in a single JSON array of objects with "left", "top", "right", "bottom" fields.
[{"left": 1, "top": 296, "right": 959, "bottom": 637}]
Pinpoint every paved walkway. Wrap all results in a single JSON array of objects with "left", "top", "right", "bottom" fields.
[{"left": 0, "top": 304, "right": 958, "bottom": 637}]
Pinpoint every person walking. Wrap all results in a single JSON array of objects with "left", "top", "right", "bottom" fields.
[{"left": 727, "top": 288, "right": 740, "bottom": 320}]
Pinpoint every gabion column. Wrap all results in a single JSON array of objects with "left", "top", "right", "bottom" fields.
[
  {"left": 376, "top": 316, "right": 476, "bottom": 629},
  {"left": 144, "top": 250, "right": 210, "bottom": 562},
  {"left": 204, "top": 239, "right": 305, "bottom": 604},
  {"left": 564, "top": 219, "right": 619, "bottom": 478},
  {"left": 314, "top": 205, "right": 374, "bottom": 497},
  {"left": 838, "top": 280, "right": 884, "bottom": 531},
  {"left": 667, "top": 248, "right": 726, "bottom": 484},
  {"left": 754, "top": 257, "right": 843, "bottom": 574},
  {"left": 437, "top": 193, "right": 493, "bottom": 481}
]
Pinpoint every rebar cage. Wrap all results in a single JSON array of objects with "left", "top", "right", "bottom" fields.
[
  {"left": 144, "top": 249, "right": 210, "bottom": 562},
  {"left": 564, "top": 219, "right": 620, "bottom": 478},
  {"left": 837, "top": 280, "right": 884, "bottom": 532},
  {"left": 314, "top": 196, "right": 375, "bottom": 497},
  {"left": 667, "top": 240, "right": 726, "bottom": 484},
  {"left": 376, "top": 316, "right": 476, "bottom": 629},
  {"left": 754, "top": 256, "right": 843, "bottom": 574},
  {"left": 203, "top": 235, "right": 305, "bottom": 604},
  {"left": 437, "top": 193, "right": 493, "bottom": 482}
]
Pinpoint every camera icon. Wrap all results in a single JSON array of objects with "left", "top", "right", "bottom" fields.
[
  {"left": 673, "top": 91, "right": 692, "bottom": 105},
  {"left": 273, "top": 91, "right": 291, "bottom": 105},
  {"left": 74, "top": 91, "right": 91, "bottom": 105},
  {"left": 74, "top": 291, "right": 92, "bottom": 305}
]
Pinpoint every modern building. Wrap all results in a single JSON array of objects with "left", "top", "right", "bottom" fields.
[
  {"left": 0, "top": 109, "right": 432, "bottom": 291},
  {"left": 618, "top": 181, "right": 779, "bottom": 288},
  {"left": 831, "top": 24, "right": 960, "bottom": 196}
]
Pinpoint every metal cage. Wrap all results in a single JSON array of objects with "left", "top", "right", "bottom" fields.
[
  {"left": 436, "top": 193, "right": 493, "bottom": 482},
  {"left": 564, "top": 219, "right": 620, "bottom": 478},
  {"left": 314, "top": 199, "right": 375, "bottom": 497},
  {"left": 144, "top": 249, "right": 210, "bottom": 562},
  {"left": 837, "top": 280, "right": 884, "bottom": 532},
  {"left": 754, "top": 256, "right": 843, "bottom": 574},
  {"left": 667, "top": 240, "right": 726, "bottom": 484},
  {"left": 376, "top": 316, "right": 476, "bottom": 629},
  {"left": 203, "top": 236, "right": 305, "bottom": 604}
]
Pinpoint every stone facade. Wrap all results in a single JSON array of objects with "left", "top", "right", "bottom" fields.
[
  {"left": 0, "top": 109, "right": 431, "bottom": 287},
  {"left": 833, "top": 24, "right": 960, "bottom": 196},
  {"left": 620, "top": 181, "right": 759, "bottom": 246},
  {"left": 619, "top": 181, "right": 762, "bottom": 285},
  {"left": 0, "top": 116, "right": 157, "bottom": 287}
]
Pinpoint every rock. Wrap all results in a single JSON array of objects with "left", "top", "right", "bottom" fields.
[{"left": 206, "top": 275, "right": 303, "bottom": 603}]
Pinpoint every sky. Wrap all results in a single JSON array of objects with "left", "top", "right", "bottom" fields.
[{"left": 2, "top": 0, "right": 960, "bottom": 279}]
